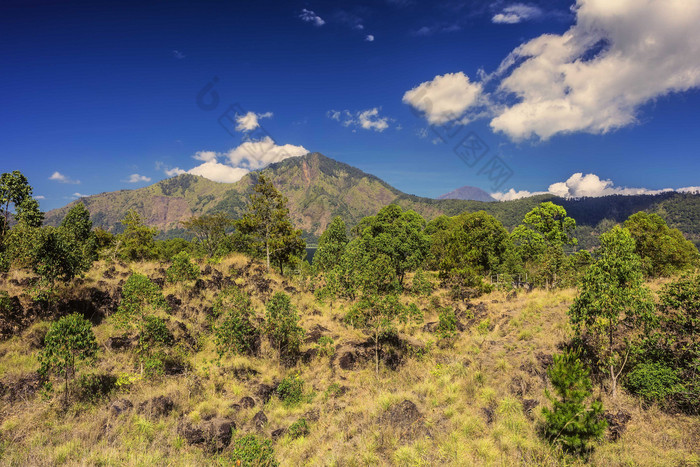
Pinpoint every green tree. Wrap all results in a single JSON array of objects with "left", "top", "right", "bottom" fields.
[
  {"left": 213, "top": 287, "right": 259, "bottom": 357},
  {"left": 38, "top": 313, "right": 98, "bottom": 406},
  {"left": 117, "top": 210, "right": 158, "bottom": 262},
  {"left": 0, "top": 170, "right": 38, "bottom": 238},
  {"left": 353, "top": 204, "right": 429, "bottom": 286},
  {"left": 541, "top": 349, "right": 606, "bottom": 455},
  {"left": 345, "top": 293, "right": 422, "bottom": 374},
  {"left": 235, "top": 175, "right": 305, "bottom": 273},
  {"left": 313, "top": 216, "right": 348, "bottom": 273},
  {"left": 569, "top": 226, "right": 655, "bottom": 397},
  {"left": 511, "top": 202, "right": 577, "bottom": 288},
  {"left": 166, "top": 251, "right": 200, "bottom": 283},
  {"left": 263, "top": 292, "right": 304, "bottom": 362},
  {"left": 182, "top": 212, "right": 234, "bottom": 257},
  {"left": 624, "top": 212, "right": 699, "bottom": 276},
  {"left": 60, "top": 203, "right": 97, "bottom": 268},
  {"left": 31, "top": 226, "right": 88, "bottom": 288}
]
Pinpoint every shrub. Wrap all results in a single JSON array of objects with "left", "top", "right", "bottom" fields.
[
  {"left": 625, "top": 362, "right": 684, "bottom": 403},
  {"left": 277, "top": 373, "right": 304, "bottom": 406},
  {"left": 411, "top": 269, "right": 433, "bottom": 296},
  {"left": 263, "top": 292, "right": 304, "bottom": 360},
  {"left": 230, "top": 434, "right": 278, "bottom": 467},
  {"left": 436, "top": 307, "right": 457, "bottom": 340},
  {"left": 315, "top": 336, "right": 335, "bottom": 358},
  {"left": 214, "top": 307, "right": 258, "bottom": 358},
  {"left": 76, "top": 373, "right": 117, "bottom": 403},
  {"left": 166, "top": 251, "right": 200, "bottom": 283},
  {"left": 116, "top": 273, "right": 167, "bottom": 325},
  {"left": 287, "top": 418, "right": 309, "bottom": 439},
  {"left": 541, "top": 349, "right": 606, "bottom": 455},
  {"left": 38, "top": 313, "right": 98, "bottom": 405}
]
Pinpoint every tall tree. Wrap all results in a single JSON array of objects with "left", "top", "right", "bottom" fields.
[
  {"left": 236, "top": 175, "right": 305, "bottom": 273},
  {"left": 117, "top": 210, "right": 158, "bottom": 261},
  {"left": 511, "top": 202, "right": 577, "bottom": 288},
  {"left": 313, "top": 216, "right": 348, "bottom": 273},
  {"left": 569, "top": 226, "right": 655, "bottom": 397},
  {"left": 182, "top": 212, "right": 234, "bottom": 257},
  {"left": 0, "top": 171, "right": 35, "bottom": 238},
  {"left": 60, "top": 203, "right": 97, "bottom": 268}
]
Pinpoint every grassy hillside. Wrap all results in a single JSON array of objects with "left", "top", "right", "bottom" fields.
[
  {"left": 0, "top": 259, "right": 697, "bottom": 465},
  {"left": 43, "top": 153, "right": 700, "bottom": 247}
]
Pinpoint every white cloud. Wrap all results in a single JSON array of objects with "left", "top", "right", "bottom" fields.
[
  {"left": 235, "top": 111, "right": 273, "bottom": 132},
  {"left": 193, "top": 151, "right": 218, "bottom": 162},
  {"left": 34, "top": 195, "right": 45, "bottom": 200},
  {"left": 227, "top": 136, "right": 309, "bottom": 170},
  {"left": 49, "top": 171, "right": 80, "bottom": 184},
  {"left": 678, "top": 186, "right": 700, "bottom": 194},
  {"left": 126, "top": 173, "right": 152, "bottom": 183},
  {"left": 492, "top": 172, "right": 684, "bottom": 200},
  {"left": 365, "top": 35, "right": 375, "bottom": 42},
  {"left": 490, "top": 0, "right": 700, "bottom": 140},
  {"left": 72, "top": 192, "right": 88, "bottom": 199},
  {"left": 402, "top": 72, "right": 482, "bottom": 124},
  {"left": 165, "top": 167, "right": 186, "bottom": 177},
  {"left": 299, "top": 9, "right": 325, "bottom": 26},
  {"left": 405, "top": 0, "right": 700, "bottom": 142},
  {"left": 172, "top": 50, "right": 185, "bottom": 59},
  {"left": 188, "top": 161, "right": 250, "bottom": 183},
  {"left": 329, "top": 108, "right": 394, "bottom": 132},
  {"left": 492, "top": 4, "right": 542, "bottom": 24}
]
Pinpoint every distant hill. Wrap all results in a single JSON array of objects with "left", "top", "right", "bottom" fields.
[
  {"left": 44, "top": 153, "right": 700, "bottom": 247},
  {"left": 438, "top": 186, "right": 495, "bottom": 202}
]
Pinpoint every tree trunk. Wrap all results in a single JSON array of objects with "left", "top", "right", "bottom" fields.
[{"left": 610, "top": 364, "right": 617, "bottom": 398}]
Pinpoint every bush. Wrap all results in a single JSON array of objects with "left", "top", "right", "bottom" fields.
[
  {"left": 436, "top": 307, "right": 457, "bottom": 340},
  {"left": 411, "top": 269, "right": 433, "bottom": 296},
  {"left": 76, "top": 373, "right": 117, "bottom": 403},
  {"left": 315, "top": 336, "right": 335, "bottom": 358},
  {"left": 287, "top": 418, "right": 309, "bottom": 439},
  {"left": 166, "top": 251, "right": 200, "bottom": 283},
  {"left": 263, "top": 292, "right": 304, "bottom": 360},
  {"left": 214, "top": 310, "right": 258, "bottom": 358},
  {"left": 116, "top": 273, "right": 167, "bottom": 325},
  {"left": 230, "top": 434, "right": 278, "bottom": 467},
  {"left": 625, "top": 362, "right": 684, "bottom": 403},
  {"left": 541, "top": 349, "right": 606, "bottom": 455},
  {"left": 277, "top": 374, "right": 304, "bottom": 406}
]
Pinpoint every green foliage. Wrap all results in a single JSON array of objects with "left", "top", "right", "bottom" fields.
[
  {"left": 446, "top": 266, "right": 493, "bottom": 300},
  {"left": 569, "top": 226, "right": 655, "bottom": 397},
  {"left": 277, "top": 373, "right": 304, "bottom": 406},
  {"left": 38, "top": 313, "right": 98, "bottom": 404},
  {"left": 116, "top": 273, "right": 168, "bottom": 326},
  {"left": 313, "top": 216, "right": 348, "bottom": 273},
  {"left": 625, "top": 362, "right": 684, "bottom": 403},
  {"left": 287, "top": 418, "right": 309, "bottom": 439},
  {"left": 166, "top": 251, "right": 200, "bottom": 283},
  {"left": 76, "top": 373, "right": 117, "bottom": 403},
  {"left": 155, "top": 237, "right": 196, "bottom": 261},
  {"left": 213, "top": 288, "right": 258, "bottom": 358},
  {"left": 624, "top": 212, "right": 699, "bottom": 276},
  {"left": 511, "top": 202, "right": 577, "bottom": 288},
  {"left": 139, "top": 315, "right": 173, "bottom": 348},
  {"left": 263, "top": 292, "right": 304, "bottom": 360},
  {"left": 542, "top": 349, "right": 606, "bottom": 455},
  {"left": 315, "top": 336, "right": 335, "bottom": 357},
  {"left": 235, "top": 175, "right": 306, "bottom": 274},
  {"left": 351, "top": 204, "right": 429, "bottom": 285},
  {"left": 117, "top": 210, "right": 158, "bottom": 262},
  {"left": 436, "top": 307, "right": 458, "bottom": 340},
  {"left": 60, "top": 202, "right": 97, "bottom": 268},
  {"left": 229, "top": 434, "right": 279, "bottom": 467},
  {"left": 1, "top": 170, "right": 42, "bottom": 238},
  {"left": 31, "top": 226, "right": 90, "bottom": 287},
  {"left": 181, "top": 212, "right": 234, "bottom": 257},
  {"left": 410, "top": 269, "right": 433, "bottom": 296}
]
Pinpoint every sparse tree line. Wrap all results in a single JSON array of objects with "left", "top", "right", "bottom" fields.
[{"left": 1, "top": 169, "right": 699, "bottom": 460}]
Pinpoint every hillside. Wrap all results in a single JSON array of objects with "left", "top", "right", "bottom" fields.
[
  {"left": 44, "top": 153, "right": 700, "bottom": 246},
  {"left": 0, "top": 259, "right": 697, "bottom": 465}
]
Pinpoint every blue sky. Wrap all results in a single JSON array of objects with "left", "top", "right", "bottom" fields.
[{"left": 2, "top": 0, "right": 700, "bottom": 210}]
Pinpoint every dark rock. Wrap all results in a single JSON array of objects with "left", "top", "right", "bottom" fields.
[
  {"left": 510, "top": 375, "right": 530, "bottom": 397},
  {"left": 208, "top": 418, "right": 235, "bottom": 451},
  {"left": 605, "top": 410, "right": 632, "bottom": 441},
  {"left": 163, "top": 358, "right": 186, "bottom": 376},
  {"left": 179, "top": 421, "right": 206, "bottom": 445},
  {"left": 1, "top": 373, "right": 40, "bottom": 403},
  {"left": 304, "top": 324, "right": 331, "bottom": 344},
  {"left": 152, "top": 277, "right": 166, "bottom": 288},
  {"left": 522, "top": 399, "right": 539, "bottom": 419},
  {"left": 165, "top": 294, "right": 182, "bottom": 311},
  {"left": 170, "top": 320, "right": 197, "bottom": 349},
  {"left": 304, "top": 409, "right": 320, "bottom": 422},
  {"left": 382, "top": 400, "right": 425, "bottom": 439},
  {"left": 338, "top": 351, "right": 356, "bottom": 370},
  {"left": 271, "top": 428, "right": 287, "bottom": 440},
  {"left": 232, "top": 367, "right": 259, "bottom": 380},
  {"left": 252, "top": 411, "right": 268, "bottom": 429},
  {"left": 422, "top": 321, "right": 438, "bottom": 333},
  {"left": 482, "top": 407, "right": 495, "bottom": 425},
  {"left": 256, "top": 383, "right": 277, "bottom": 404},
  {"left": 139, "top": 395, "right": 174, "bottom": 418},
  {"left": 110, "top": 398, "right": 134, "bottom": 416},
  {"left": 202, "top": 265, "right": 213, "bottom": 276},
  {"left": 239, "top": 396, "right": 255, "bottom": 409},
  {"left": 536, "top": 352, "right": 554, "bottom": 371},
  {"left": 105, "top": 335, "right": 135, "bottom": 351},
  {"left": 301, "top": 348, "right": 318, "bottom": 364},
  {"left": 25, "top": 326, "right": 47, "bottom": 349}
]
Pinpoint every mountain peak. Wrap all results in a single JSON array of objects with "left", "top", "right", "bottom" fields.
[{"left": 438, "top": 186, "right": 495, "bottom": 202}]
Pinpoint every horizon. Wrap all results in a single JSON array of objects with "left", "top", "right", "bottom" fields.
[{"left": 3, "top": 0, "right": 700, "bottom": 211}]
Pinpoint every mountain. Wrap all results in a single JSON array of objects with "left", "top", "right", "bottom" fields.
[
  {"left": 44, "top": 153, "right": 700, "bottom": 247},
  {"left": 438, "top": 186, "right": 495, "bottom": 202}
]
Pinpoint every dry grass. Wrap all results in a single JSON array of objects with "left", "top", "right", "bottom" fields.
[{"left": 0, "top": 259, "right": 698, "bottom": 466}]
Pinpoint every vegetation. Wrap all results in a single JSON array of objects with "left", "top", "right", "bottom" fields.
[
  {"left": 165, "top": 251, "right": 200, "bottom": 283},
  {"left": 263, "top": 292, "right": 304, "bottom": 362}
]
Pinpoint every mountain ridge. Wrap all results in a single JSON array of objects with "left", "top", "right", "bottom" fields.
[{"left": 438, "top": 185, "right": 496, "bottom": 202}]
